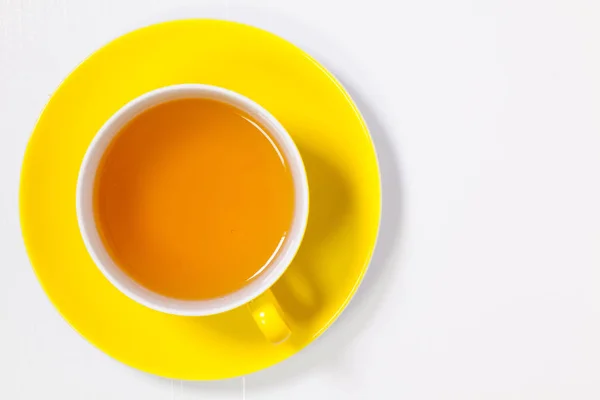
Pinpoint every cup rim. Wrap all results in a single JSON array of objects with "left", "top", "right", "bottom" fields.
[{"left": 76, "top": 84, "right": 309, "bottom": 316}]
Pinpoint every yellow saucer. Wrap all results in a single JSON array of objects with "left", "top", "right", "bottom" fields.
[{"left": 20, "top": 19, "right": 380, "bottom": 380}]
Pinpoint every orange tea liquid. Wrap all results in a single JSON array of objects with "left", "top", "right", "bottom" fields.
[{"left": 93, "top": 98, "right": 295, "bottom": 300}]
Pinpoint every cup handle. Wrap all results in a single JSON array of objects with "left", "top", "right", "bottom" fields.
[{"left": 248, "top": 289, "right": 291, "bottom": 344}]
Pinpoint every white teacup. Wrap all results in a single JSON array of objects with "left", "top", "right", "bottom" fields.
[{"left": 76, "top": 84, "right": 309, "bottom": 343}]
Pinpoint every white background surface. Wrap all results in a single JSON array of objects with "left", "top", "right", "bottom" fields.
[{"left": 2, "top": 0, "right": 600, "bottom": 398}]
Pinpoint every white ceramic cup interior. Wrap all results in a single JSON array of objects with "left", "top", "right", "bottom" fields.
[{"left": 76, "top": 84, "right": 309, "bottom": 316}]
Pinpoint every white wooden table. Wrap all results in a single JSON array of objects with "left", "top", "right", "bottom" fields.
[{"left": 2, "top": 0, "right": 600, "bottom": 398}]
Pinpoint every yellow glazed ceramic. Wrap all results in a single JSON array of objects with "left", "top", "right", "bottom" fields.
[{"left": 20, "top": 19, "right": 381, "bottom": 379}]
